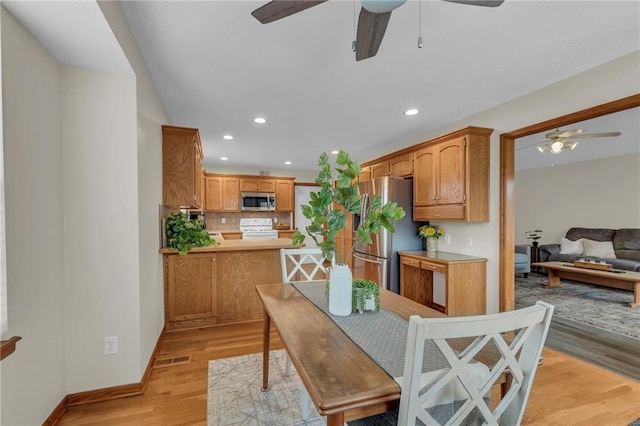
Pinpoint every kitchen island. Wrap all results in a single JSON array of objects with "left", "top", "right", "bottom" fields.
[{"left": 160, "top": 238, "right": 301, "bottom": 331}]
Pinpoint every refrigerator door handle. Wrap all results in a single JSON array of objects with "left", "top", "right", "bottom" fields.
[{"left": 353, "top": 253, "right": 384, "bottom": 265}]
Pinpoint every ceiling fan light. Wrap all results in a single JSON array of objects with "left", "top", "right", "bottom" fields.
[
  {"left": 537, "top": 145, "right": 545, "bottom": 154},
  {"left": 550, "top": 141, "right": 564, "bottom": 152},
  {"left": 360, "top": 0, "right": 407, "bottom": 13},
  {"left": 569, "top": 141, "right": 578, "bottom": 150}
]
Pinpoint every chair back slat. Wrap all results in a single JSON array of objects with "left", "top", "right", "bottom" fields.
[
  {"left": 280, "top": 248, "right": 329, "bottom": 284},
  {"left": 397, "top": 302, "right": 554, "bottom": 426}
]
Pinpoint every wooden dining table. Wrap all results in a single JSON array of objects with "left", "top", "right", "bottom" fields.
[{"left": 256, "top": 282, "right": 448, "bottom": 426}]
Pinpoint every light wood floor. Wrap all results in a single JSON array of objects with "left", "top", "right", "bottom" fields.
[{"left": 57, "top": 321, "right": 640, "bottom": 425}]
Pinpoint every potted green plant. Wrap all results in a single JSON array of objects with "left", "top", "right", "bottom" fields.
[
  {"left": 165, "top": 211, "right": 219, "bottom": 255},
  {"left": 526, "top": 229, "right": 543, "bottom": 247},
  {"left": 352, "top": 279, "right": 380, "bottom": 313},
  {"left": 292, "top": 151, "right": 405, "bottom": 316}
]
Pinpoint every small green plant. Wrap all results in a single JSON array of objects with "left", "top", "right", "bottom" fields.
[
  {"left": 165, "top": 211, "right": 218, "bottom": 255},
  {"left": 352, "top": 279, "right": 380, "bottom": 313},
  {"left": 292, "top": 151, "right": 406, "bottom": 263}
]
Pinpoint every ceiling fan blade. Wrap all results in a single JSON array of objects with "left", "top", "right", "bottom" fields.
[
  {"left": 546, "top": 128, "right": 582, "bottom": 139},
  {"left": 571, "top": 132, "right": 622, "bottom": 139},
  {"left": 355, "top": 7, "right": 392, "bottom": 61},
  {"left": 441, "top": 0, "right": 505, "bottom": 7},
  {"left": 251, "top": 0, "right": 328, "bottom": 24}
]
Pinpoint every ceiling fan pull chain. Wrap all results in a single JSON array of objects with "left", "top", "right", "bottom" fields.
[{"left": 418, "top": 0, "right": 423, "bottom": 48}]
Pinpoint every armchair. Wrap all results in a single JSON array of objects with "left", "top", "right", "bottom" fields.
[{"left": 515, "top": 245, "right": 531, "bottom": 278}]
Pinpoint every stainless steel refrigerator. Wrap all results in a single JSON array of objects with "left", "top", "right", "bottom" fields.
[{"left": 352, "top": 176, "right": 422, "bottom": 294}]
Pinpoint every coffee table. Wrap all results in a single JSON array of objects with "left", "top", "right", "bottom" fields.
[{"left": 533, "top": 261, "right": 640, "bottom": 308}]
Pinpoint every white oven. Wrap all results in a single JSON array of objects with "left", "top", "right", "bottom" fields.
[{"left": 239, "top": 218, "right": 278, "bottom": 239}]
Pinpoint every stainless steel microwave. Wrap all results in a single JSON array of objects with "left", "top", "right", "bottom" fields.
[{"left": 241, "top": 192, "right": 276, "bottom": 211}]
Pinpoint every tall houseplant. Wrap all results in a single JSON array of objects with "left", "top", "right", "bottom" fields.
[{"left": 292, "top": 151, "right": 405, "bottom": 316}]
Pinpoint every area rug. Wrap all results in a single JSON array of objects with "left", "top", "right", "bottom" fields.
[
  {"left": 515, "top": 273, "right": 640, "bottom": 340},
  {"left": 207, "top": 350, "right": 325, "bottom": 426}
]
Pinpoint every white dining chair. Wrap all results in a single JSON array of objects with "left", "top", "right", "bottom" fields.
[
  {"left": 279, "top": 247, "right": 331, "bottom": 421},
  {"left": 397, "top": 301, "right": 554, "bottom": 425}
]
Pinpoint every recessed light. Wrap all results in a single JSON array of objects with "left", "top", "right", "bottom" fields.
[
  {"left": 404, "top": 109, "right": 419, "bottom": 116},
  {"left": 223, "top": 135, "right": 233, "bottom": 140},
  {"left": 254, "top": 117, "right": 267, "bottom": 124},
  {"left": 284, "top": 161, "right": 292, "bottom": 165},
  {"left": 220, "top": 157, "right": 228, "bottom": 161},
  {"left": 331, "top": 150, "right": 340, "bottom": 155}
]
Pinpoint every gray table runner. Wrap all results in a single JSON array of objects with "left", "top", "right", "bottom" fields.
[{"left": 292, "top": 281, "right": 448, "bottom": 379}]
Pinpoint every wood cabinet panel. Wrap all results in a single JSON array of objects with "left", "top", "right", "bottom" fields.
[
  {"left": 413, "top": 127, "right": 491, "bottom": 222},
  {"left": 221, "top": 232, "right": 242, "bottom": 240},
  {"left": 240, "top": 178, "right": 275, "bottom": 193},
  {"left": 166, "top": 253, "right": 217, "bottom": 322},
  {"left": 278, "top": 230, "right": 295, "bottom": 239},
  {"left": 162, "top": 125, "right": 203, "bottom": 208},
  {"left": 275, "top": 180, "right": 294, "bottom": 212},
  {"left": 217, "top": 251, "right": 283, "bottom": 323},
  {"left": 370, "top": 162, "right": 390, "bottom": 179},
  {"left": 399, "top": 252, "right": 486, "bottom": 316},
  {"left": 360, "top": 166, "right": 371, "bottom": 182},
  {"left": 205, "top": 175, "right": 240, "bottom": 212},
  {"left": 389, "top": 153, "right": 413, "bottom": 177}
]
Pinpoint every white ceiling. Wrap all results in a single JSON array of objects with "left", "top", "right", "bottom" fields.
[{"left": 3, "top": 1, "right": 640, "bottom": 172}]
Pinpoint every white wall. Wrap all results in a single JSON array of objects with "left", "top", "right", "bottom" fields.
[
  {"left": 61, "top": 66, "right": 139, "bottom": 391},
  {"left": 1, "top": 7, "right": 66, "bottom": 422},
  {"left": 1, "top": 1, "right": 169, "bottom": 422},
  {"left": 97, "top": 0, "right": 170, "bottom": 377},
  {"left": 402, "top": 50, "right": 640, "bottom": 313},
  {"left": 515, "top": 153, "right": 640, "bottom": 245}
]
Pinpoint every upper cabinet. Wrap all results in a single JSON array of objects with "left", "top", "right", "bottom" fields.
[
  {"left": 413, "top": 127, "right": 492, "bottom": 222},
  {"left": 361, "top": 153, "right": 413, "bottom": 181},
  {"left": 389, "top": 153, "right": 413, "bottom": 177},
  {"left": 275, "top": 179, "right": 295, "bottom": 212},
  {"left": 204, "top": 174, "right": 240, "bottom": 212},
  {"left": 240, "top": 178, "right": 276, "bottom": 193},
  {"left": 162, "top": 125, "right": 204, "bottom": 208}
]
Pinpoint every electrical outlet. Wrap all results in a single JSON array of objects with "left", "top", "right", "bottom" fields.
[
  {"left": 445, "top": 235, "right": 451, "bottom": 245},
  {"left": 273, "top": 217, "right": 277, "bottom": 223},
  {"left": 465, "top": 237, "right": 472, "bottom": 247},
  {"left": 104, "top": 336, "right": 118, "bottom": 355},
  {"left": 221, "top": 217, "right": 226, "bottom": 224}
]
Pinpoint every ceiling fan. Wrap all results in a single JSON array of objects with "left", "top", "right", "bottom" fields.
[
  {"left": 251, "top": 0, "right": 505, "bottom": 61},
  {"left": 519, "top": 128, "right": 622, "bottom": 155}
]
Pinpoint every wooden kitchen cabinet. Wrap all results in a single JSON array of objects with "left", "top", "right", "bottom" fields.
[
  {"left": 370, "top": 161, "right": 390, "bottom": 179},
  {"left": 360, "top": 166, "right": 371, "bottom": 181},
  {"left": 413, "top": 127, "right": 492, "bottom": 222},
  {"left": 278, "top": 230, "right": 296, "bottom": 239},
  {"left": 399, "top": 251, "right": 487, "bottom": 316},
  {"left": 165, "top": 253, "right": 217, "bottom": 328},
  {"left": 389, "top": 153, "right": 413, "bottom": 177},
  {"left": 275, "top": 179, "right": 295, "bottom": 212},
  {"left": 162, "top": 125, "right": 204, "bottom": 208},
  {"left": 204, "top": 174, "right": 240, "bottom": 212},
  {"left": 240, "top": 178, "right": 276, "bottom": 193}
]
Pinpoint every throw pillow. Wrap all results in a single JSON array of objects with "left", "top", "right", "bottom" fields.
[
  {"left": 560, "top": 237, "right": 583, "bottom": 255},
  {"left": 582, "top": 239, "right": 617, "bottom": 259}
]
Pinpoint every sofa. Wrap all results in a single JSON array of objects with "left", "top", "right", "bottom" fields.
[
  {"left": 515, "top": 245, "right": 531, "bottom": 278},
  {"left": 539, "top": 227, "right": 640, "bottom": 272}
]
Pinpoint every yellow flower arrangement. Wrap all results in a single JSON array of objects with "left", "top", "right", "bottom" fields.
[{"left": 418, "top": 224, "right": 445, "bottom": 239}]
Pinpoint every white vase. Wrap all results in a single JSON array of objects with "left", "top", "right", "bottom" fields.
[{"left": 328, "top": 264, "right": 352, "bottom": 316}]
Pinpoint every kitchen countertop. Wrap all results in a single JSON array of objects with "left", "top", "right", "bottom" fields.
[{"left": 160, "top": 238, "right": 301, "bottom": 254}]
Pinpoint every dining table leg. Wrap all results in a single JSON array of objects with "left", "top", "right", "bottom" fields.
[
  {"left": 327, "top": 412, "right": 345, "bottom": 426},
  {"left": 261, "top": 308, "right": 271, "bottom": 392}
]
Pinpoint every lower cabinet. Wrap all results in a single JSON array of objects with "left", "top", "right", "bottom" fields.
[
  {"left": 399, "top": 252, "right": 487, "bottom": 316},
  {"left": 166, "top": 253, "right": 217, "bottom": 328},
  {"left": 164, "top": 248, "right": 286, "bottom": 330}
]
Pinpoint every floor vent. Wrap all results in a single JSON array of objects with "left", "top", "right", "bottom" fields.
[{"left": 153, "top": 354, "right": 192, "bottom": 368}]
